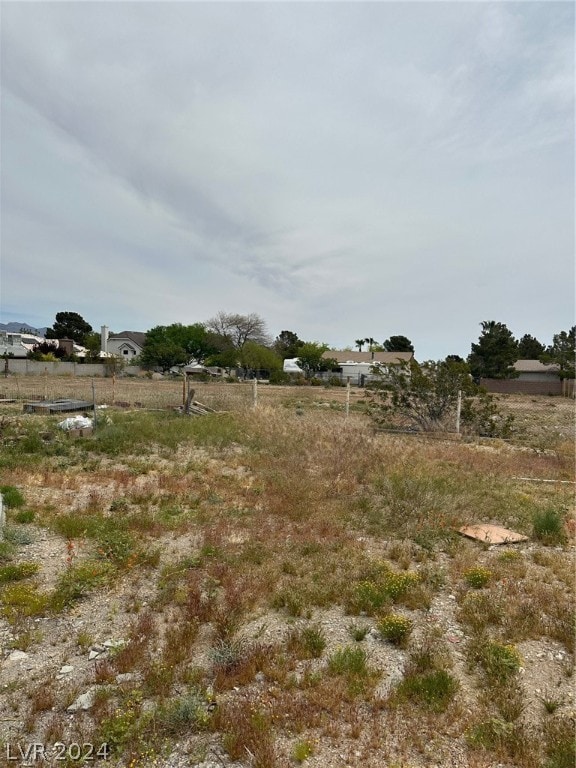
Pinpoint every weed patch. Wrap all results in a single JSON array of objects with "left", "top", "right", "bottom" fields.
[{"left": 394, "top": 669, "right": 459, "bottom": 712}]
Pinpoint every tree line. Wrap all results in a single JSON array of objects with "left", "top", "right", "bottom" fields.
[{"left": 31, "top": 311, "right": 575, "bottom": 382}]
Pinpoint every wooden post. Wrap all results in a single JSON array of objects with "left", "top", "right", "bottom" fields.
[
  {"left": 185, "top": 385, "right": 195, "bottom": 415},
  {"left": 253, "top": 377, "right": 258, "bottom": 409},
  {"left": 456, "top": 390, "right": 462, "bottom": 434},
  {"left": 345, "top": 378, "right": 350, "bottom": 418},
  {"left": 92, "top": 378, "right": 97, "bottom": 430}
]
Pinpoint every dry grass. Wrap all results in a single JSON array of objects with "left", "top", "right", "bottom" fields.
[{"left": 0, "top": 380, "right": 574, "bottom": 767}]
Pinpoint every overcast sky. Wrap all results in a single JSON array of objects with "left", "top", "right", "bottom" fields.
[{"left": 1, "top": 1, "right": 574, "bottom": 359}]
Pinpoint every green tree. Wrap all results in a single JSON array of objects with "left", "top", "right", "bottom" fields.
[
  {"left": 355, "top": 339, "right": 365, "bottom": 352},
  {"left": 240, "top": 342, "right": 282, "bottom": 378},
  {"left": 517, "top": 334, "right": 545, "bottom": 359},
  {"left": 367, "top": 359, "right": 513, "bottom": 436},
  {"left": 383, "top": 335, "right": 414, "bottom": 353},
  {"left": 541, "top": 327, "right": 575, "bottom": 379},
  {"left": 84, "top": 332, "right": 103, "bottom": 362},
  {"left": 296, "top": 343, "right": 338, "bottom": 379},
  {"left": 45, "top": 312, "right": 93, "bottom": 345},
  {"left": 27, "top": 341, "right": 67, "bottom": 362},
  {"left": 140, "top": 323, "right": 217, "bottom": 372},
  {"left": 468, "top": 321, "right": 518, "bottom": 380},
  {"left": 274, "top": 330, "right": 304, "bottom": 359}
]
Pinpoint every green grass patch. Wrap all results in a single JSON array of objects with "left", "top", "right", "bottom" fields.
[
  {"left": 50, "top": 560, "right": 114, "bottom": 610},
  {"left": 394, "top": 669, "right": 459, "bottom": 712},
  {"left": 1, "top": 582, "right": 50, "bottom": 622},
  {"left": 0, "top": 485, "right": 25, "bottom": 508},
  {"left": 532, "top": 507, "right": 567, "bottom": 545},
  {"left": 0, "top": 562, "right": 40, "bottom": 583}
]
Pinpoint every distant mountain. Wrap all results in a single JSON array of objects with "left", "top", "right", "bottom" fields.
[{"left": 0, "top": 322, "right": 47, "bottom": 336}]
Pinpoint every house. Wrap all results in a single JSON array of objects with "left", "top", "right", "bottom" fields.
[
  {"left": 281, "top": 349, "right": 412, "bottom": 385},
  {"left": 320, "top": 350, "right": 413, "bottom": 385},
  {"left": 513, "top": 359, "right": 561, "bottom": 382},
  {"left": 0, "top": 331, "right": 45, "bottom": 358},
  {"left": 481, "top": 360, "right": 569, "bottom": 396},
  {"left": 101, "top": 327, "right": 146, "bottom": 360}
]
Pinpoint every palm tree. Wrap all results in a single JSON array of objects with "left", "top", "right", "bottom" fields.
[
  {"left": 355, "top": 339, "right": 365, "bottom": 352},
  {"left": 365, "top": 337, "right": 376, "bottom": 352}
]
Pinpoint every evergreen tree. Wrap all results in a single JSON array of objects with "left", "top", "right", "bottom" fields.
[
  {"left": 45, "top": 311, "right": 93, "bottom": 345},
  {"left": 541, "top": 327, "right": 575, "bottom": 379},
  {"left": 383, "top": 335, "right": 414, "bottom": 353},
  {"left": 468, "top": 321, "right": 519, "bottom": 380},
  {"left": 517, "top": 334, "right": 545, "bottom": 359}
]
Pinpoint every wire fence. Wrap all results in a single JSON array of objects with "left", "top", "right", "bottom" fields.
[
  {"left": 0, "top": 375, "right": 259, "bottom": 413},
  {"left": 0, "top": 374, "right": 574, "bottom": 450}
]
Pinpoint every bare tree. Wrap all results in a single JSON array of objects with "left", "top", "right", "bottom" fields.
[{"left": 205, "top": 312, "right": 270, "bottom": 350}]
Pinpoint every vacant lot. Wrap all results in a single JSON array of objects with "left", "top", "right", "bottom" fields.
[{"left": 0, "top": 380, "right": 574, "bottom": 768}]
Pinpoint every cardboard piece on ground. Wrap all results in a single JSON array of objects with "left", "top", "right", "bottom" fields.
[{"left": 458, "top": 524, "right": 528, "bottom": 544}]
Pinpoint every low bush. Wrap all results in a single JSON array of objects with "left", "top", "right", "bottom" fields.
[
  {"left": 0, "top": 562, "right": 39, "bottom": 583},
  {"left": 0, "top": 485, "right": 25, "bottom": 508},
  {"left": 395, "top": 669, "right": 459, "bottom": 712},
  {"left": 378, "top": 613, "right": 413, "bottom": 646},
  {"left": 471, "top": 639, "right": 522, "bottom": 681},
  {"left": 464, "top": 566, "right": 492, "bottom": 589},
  {"left": 287, "top": 625, "right": 326, "bottom": 659},
  {"left": 50, "top": 560, "right": 113, "bottom": 610},
  {"left": 532, "top": 508, "right": 567, "bottom": 545},
  {"left": 1, "top": 582, "right": 50, "bottom": 622},
  {"left": 328, "top": 646, "right": 369, "bottom": 678},
  {"left": 13, "top": 509, "right": 35, "bottom": 524}
]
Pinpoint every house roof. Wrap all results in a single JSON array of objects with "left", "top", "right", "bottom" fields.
[
  {"left": 108, "top": 331, "right": 147, "bottom": 348},
  {"left": 322, "top": 350, "right": 413, "bottom": 365},
  {"left": 514, "top": 359, "right": 560, "bottom": 374}
]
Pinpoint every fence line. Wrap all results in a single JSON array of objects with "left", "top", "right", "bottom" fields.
[{"left": 1, "top": 375, "right": 574, "bottom": 449}]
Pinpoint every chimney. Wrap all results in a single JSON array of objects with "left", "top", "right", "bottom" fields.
[{"left": 101, "top": 326, "right": 109, "bottom": 355}]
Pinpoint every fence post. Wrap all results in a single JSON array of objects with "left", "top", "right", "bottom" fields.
[
  {"left": 456, "top": 390, "right": 462, "bottom": 434},
  {"left": 345, "top": 378, "right": 351, "bottom": 418},
  {"left": 92, "top": 378, "right": 97, "bottom": 430},
  {"left": 253, "top": 377, "right": 258, "bottom": 408}
]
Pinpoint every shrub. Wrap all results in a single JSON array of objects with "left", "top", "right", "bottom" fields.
[
  {"left": 396, "top": 669, "right": 459, "bottom": 712},
  {"left": 328, "top": 646, "right": 368, "bottom": 677},
  {"left": 292, "top": 740, "right": 314, "bottom": 762},
  {"left": 532, "top": 508, "right": 566, "bottom": 545},
  {"left": 95, "top": 529, "right": 136, "bottom": 566},
  {"left": 464, "top": 566, "right": 492, "bottom": 589},
  {"left": 3, "top": 526, "right": 32, "bottom": 546},
  {"left": 475, "top": 640, "right": 522, "bottom": 680},
  {"left": 14, "top": 509, "right": 35, "bottom": 524},
  {"left": 0, "top": 485, "right": 25, "bottom": 508},
  {"left": 288, "top": 625, "right": 326, "bottom": 659},
  {"left": 347, "top": 622, "right": 369, "bottom": 641},
  {"left": 543, "top": 716, "right": 575, "bottom": 768},
  {"left": 0, "top": 562, "right": 40, "bottom": 583},
  {"left": 351, "top": 567, "right": 420, "bottom": 614},
  {"left": 155, "top": 690, "right": 212, "bottom": 734},
  {"left": 378, "top": 613, "right": 413, "bottom": 646},
  {"left": 210, "top": 639, "right": 246, "bottom": 673},
  {"left": 50, "top": 560, "right": 113, "bottom": 610},
  {"left": 1, "top": 582, "right": 50, "bottom": 622},
  {"left": 218, "top": 699, "right": 278, "bottom": 768}
]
